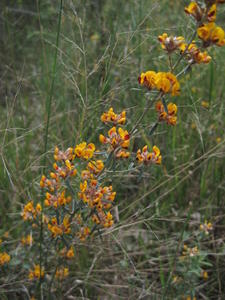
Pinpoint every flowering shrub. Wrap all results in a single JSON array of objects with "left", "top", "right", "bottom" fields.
[{"left": 0, "top": 0, "right": 224, "bottom": 298}]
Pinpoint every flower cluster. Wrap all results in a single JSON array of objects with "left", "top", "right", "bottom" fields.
[
  {"left": 101, "top": 107, "right": 126, "bottom": 125},
  {"left": 79, "top": 180, "right": 115, "bottom": 209},
  {"left": 200, "top": 220, "right": 213, "bottom": 235},
  {"left": 184, "top": 2, "right": 205, "bottom": 21},
  {"left": 159, "top": 33, "right": 211, "bottom": 64},
  {"left": 136, "top": 145, "right": 162, "bottom": 165},
  {"left": 44, "top": 190, "right": 71, "bottom": 208},
  {"left": 33, "top": 120, "right": 120, "bottom": 243},
  {"left": 138, "top": 71, "right": 180, "bottom": 96},
  {"left": 79, "top": 179, "right": 115, "bottom": 228},
  {"left": 99, "top": 127, "right": 130, "bottom": 158},
  {"left": 0, "top": 252, "right": 10, "bottom": 266},
  {"left": 40, "top": 148, "right": 77, "bottom": 209},
  {"left": 86, "top": 160, "right": 104, "bottom": 176},
  {"left": 48, "top": 215, "right": 71, "bottom": 238},
  {"left": 182, "top": 244, "right": 199, "bottom": 257},
  {"left": 60, "top": 246, "right": 74, "bottom": 259},
  {"left": 74, "top": 142, "right": 95, "bottom": 160},
  {"left": 155, "top": 101, "right": 177, "bottom": 126},
  {"left": 158, "top": 33, "right": 184, "bottom": 53},
  {"left": 29, "top": 264, "right": 44, "bottom": 280},
  {"left": 179, "top": 41, "right": 211, "bottom": 64},
  {"left": 185, "top": 2, "right": 225, "bottom": 47},
  {"left": 21, "top": 234, "right": 32, "bottom": 246},
  {"left": 198, "top": 22, "right": 225, "bottom": 47},
  {"left": 77, "top": 226, "right": 90, "bottom": 241},
  {"left": 21, "top": 201, "right": 42, "bottom": 221},
  {"left": 55, "top": 267, "right": 69, "bottom": 280}
]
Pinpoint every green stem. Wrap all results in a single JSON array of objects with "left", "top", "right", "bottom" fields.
[
  {"left": 172, "top": 30, "right": 197, "bottom": 72},
  {"left": 39, "top": 0, "right": 63, "bottom": 291},
  {"left": 130, "top": 91, "right": 162, "bottom": 136},
  {"left": 209, "top": 62, "right": 214, "bottom": 103}
]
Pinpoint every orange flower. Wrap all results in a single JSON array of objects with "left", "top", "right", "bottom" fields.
[
  {"left": 180, "top": 42, "right": 211, "bottom": 64},
  {"left": 207, "top": 4, "right": 217, "bottom": 22},
  {"left": 197, "top": 22, "right": 225, "bottom": 47},
  {"left": 21, "top": 201, "right": 42, "bottom": 221},
  {"left": 0, "top": 252, "right": 10, "bottom": 266},
  {"left": 29, "top": 264, "right": 44, "bottom": 280},
  {"left": 74, "top": 142, "right": 95, "bottom": 160},
  {"left": 158, "top": 33, "right": 184, "bottom": 53},
  {"left": 99, "top": 127, "right": 130, "bottom": 155},
  {"left": 48, "top": 215, "right": 71, "bottom": 238},
  {"left": 136, "top": 145, "right": 162, "bottom": 165},
  {"left": 139, "top": 71, "right": 180, "bottom": 96},
  {"left": 138, "top": 71, "right": 156, "bottom": 90},
  {"left": 101, "top": 107, "right": 126, "bottom": 125},
  {"left": 184, "top": 2, "right": 204, "bottom": 21},
  {"left": 155, "top": 101, "right": 177, "bottom": 126}
]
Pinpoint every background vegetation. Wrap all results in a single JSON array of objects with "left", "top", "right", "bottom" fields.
[{"left": 0, "top": 0, "right": 225, "bottom": 299}]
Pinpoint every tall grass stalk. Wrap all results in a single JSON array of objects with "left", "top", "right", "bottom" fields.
[
  {"left": 209, "top": 62, "right": 214, "bottom": 103},
  {"left": 39, "top": 0, "right": 63, "bottom": 293}
]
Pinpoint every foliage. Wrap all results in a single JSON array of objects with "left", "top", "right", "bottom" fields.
[{"left": 0, "top": 0, "right": 225, "bottom": 299}]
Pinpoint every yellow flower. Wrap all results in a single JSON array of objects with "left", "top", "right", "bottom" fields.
[
  {"left": 75, "top": 142, "right": 95, "bottom": 159},
  {"left": 184, "top": 2, "right": 204, "bottom": 21},
  {"left": 216, "top": 137, "right": 221, "bottom": 143},
  {"left": 201, "top": 100, "right": 210, "bottom": 108},
  {"left": 56, "top": 267, "right": 69, "bottom": 280},
  {"left": 21, "top": 234, "right": 33, "bottom": 246},
  {"left": 54, "top": 146, "right": 74, "bottom": 161},
  {"left": 48, "top": 215, "right": 71, "bottom": 237},
  {"left": 171, "top": 81, "right": 180, "bottom": 96},
  {"left": 182, "top": 244, "right": 199, "bottom": 257},
  {"left": 211, "top": 25, "right": 225, "bottom": 46},
  {"left": 80, "top": 180, "right": 87, "bottom": 193},
  {"left": 156, "top": 101, "right": 177, "bottom": 126},
  {"left": 180, "top": 42, "right": 212, "bottom": 64},
  {"left": 40, "top": 175, "right": 46, "bottom": 188},
  {"left": 99, "top": 126, "right": 130, "bottom": 154},
  {"left": 200, "top": 220, "right": 213, "bottom": 234},
  {"left": 118, "top": 127, "right": 130, "bottom": 148},
  {"left": 202, "top": 270, "right": 209, "bottom": 280},
  {"left": 66, "top": 247, "right": 74, "bottom": 259},
  {"left": 207, "top": 4, "right": 217, "bottom": 22},
  {"left": 139, "top": 71, "right": 180, "bottom": 96},
  {"left": 136, "top": 145, "right": 162, "bottom": 165},
  {"left": 36, "top": 203, "right": 42, "bottom": 213},
  {"left": 197, "top": 22, "right": 215, "bottom": 41},
  {"left": 115, "top": 149, "right": 130, "bottom": 159},
  {"left": 196, "top": 51, "right": 211, "bottom": 64},
  {"left": 101, "top": 107, "right": 126, "bottom": 125},
  {"left": 138, "top": 71, "right": 156, "bottom": 89},
  {"left": 21, "top": 201, "right": 35, "bottom": 221},
  {"left": 103, "top": 212, "right": 114, "bottom": 228},
  {"left": 29, "top": 264, "right": 44, "bottom": 280},
  {"left": 158, "top": 33, "right": 184, "bottom": 53},
  {"left": 155, "top": 73, "right": 171, "bottom": 93},
  {"left": 88, "top": 160, "right": 104, "bottom": 174},
  {"left": 0, "top": 252, "right": 10, "bottom": 266},
  {"left": 77, "top": 226, "right": 90, "bottom": 241},
  {"left": 197, "top": 22, "right": 225, "bottom": 47}
]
